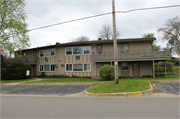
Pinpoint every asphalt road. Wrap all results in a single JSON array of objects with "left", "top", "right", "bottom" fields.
[
  {"left": 1, "top": 85, "right": 94, "bottom": 95},
  {"left": 156, "top": 82, "right": 180, "bottom": 95},
  {"left": 1, "top": 96, "right": 179, "bottom": 119}
]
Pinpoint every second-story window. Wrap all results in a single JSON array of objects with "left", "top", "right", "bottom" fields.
[
  {"left": 66, "top": 48, "right": 72, "bottom": 55},
  {"left": 121, "top": 44, "right": 129, "bottom": 53},
  {"left": 84, "top": 47, "right": 90, "bottom": 54},
  {"left": 73, "top": 47, "right": 82, "bottom": 54},
  {"left": 65, "top": 46, "right": 91, "bottom": 55},
  {"left": 39, "top": 49, "right": 55, "bottom": 57}
]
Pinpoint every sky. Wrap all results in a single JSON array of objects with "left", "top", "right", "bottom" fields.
[{"left": 25, "top": 0, "right": 180, "bottom": 50}]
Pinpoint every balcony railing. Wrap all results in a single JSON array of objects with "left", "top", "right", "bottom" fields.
[
  {"left": 6, "top": 56, "right": 37, "bottom": 65},
  {"left": 92, "top": 48, "right": 171, "bottom": 62}
]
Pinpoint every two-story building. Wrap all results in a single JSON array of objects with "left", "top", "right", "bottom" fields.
[{"left": 7, "top": 38, "right": 172, "bottom": 78}]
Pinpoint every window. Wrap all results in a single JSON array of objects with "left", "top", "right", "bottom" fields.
[
  {"left": 23, "top": 52, "right": 26, "bottom": 56},
  {"left": 73, "top": 47, "right": 82, "bottom": 54},
  {"left": 84, "top": 47, "right": 90, "bottom": 54},
  {"left": 40, "top": 51, "right": 43, "bottom": 57},
  {"left": 40, "top": 65, "right": 43, "bottom": 71},
  {"left": 122, "top": 62, "right": 129, "bottom": 70},
  {"left": 65, "top": 63, "right": 91, "bottom": 72},
  {"left": 73, "top": 64, "right": 83, "bottom": 71},
  {"left": 97, "top": 46, "right": 102, "bottom": 54},
  {"left": 65, "top": 46, "right": 91, "bottom": 55},
  {"left": 121, "top": 44, "right": 129, "bottom": 53},
  {"left": 84, "top": 63, "right": 91, "bottom": 71},
  {"left": 39, "top": 49, "right": 55, "bottom": 57},
  {"left": 39, "top": 64, "right": 55, "bottom": 72},
  {"left": 51, "top": 49, "right": 55, "bottom": 56},
  {"left": 44, "top": 65, "right": 50, "bottom": 71},
  {"left": 66, "top": 64, "right": 72, "bottom": 71},
  {"left": 66, "top": 48, "right": 72, "bottom": 55}
]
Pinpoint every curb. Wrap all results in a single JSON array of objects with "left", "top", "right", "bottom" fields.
[{"left": 85, "top": 81, "right": 154, "bottom": 96}]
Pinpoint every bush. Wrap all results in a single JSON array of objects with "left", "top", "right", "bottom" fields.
[
  {"left": 155, "top": 72, "right": 174, "bottom": 76},
  {"left": 155, "top": 62, "right": 174, "bottom": 73},
  {"left": 142, "top": 75, "right": 152, "bottom": 78},
  {"left": 1, "top": 55, "right": 8, "bottom": 69},
  {"left": 175, "top": 59, "right": 179, "bottom": 66},
  {"left": 167, "top": 59, "right": 175, "bottom": 63},
  {"left": 2, "top": 62, "right": 31, "bottom": 80},
  {"left": 99, "top": 64, "right": 114, "bottom": 81}
]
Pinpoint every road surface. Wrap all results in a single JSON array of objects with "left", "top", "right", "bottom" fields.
[{"left": 1, "top": 96, "right": 179, "bottom": 119}]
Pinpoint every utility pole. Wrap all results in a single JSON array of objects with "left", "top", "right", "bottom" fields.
[{"left": 112, "top": 0, "right": 118, "bottom": 84}]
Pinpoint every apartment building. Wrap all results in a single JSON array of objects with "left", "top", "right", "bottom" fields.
[{"left": 7, "top": 38, "right": 172, "bottom": 78}]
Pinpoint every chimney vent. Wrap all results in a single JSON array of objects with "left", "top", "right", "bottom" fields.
[
  {"left": 56, "top": 42, "right": 60, "bottom": 45},
  {"left": 98, "top": 38, "right": 102, "bottom": 41}
]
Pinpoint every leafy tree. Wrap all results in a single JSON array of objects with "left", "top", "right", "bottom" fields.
[
  {"left": 0, "top": 0, "right": 30, "bottom": 54},
  {"left": 72, "top": 36, "right": 90, "bottom": 42},
  {"left": 157, "top": 16, "right": 180, "bottom": 56},
  {"left": 141, "top": 32, "right": 160, "bottom": 51},
  {"left": 99, "top": 24, "right": 120, "bottom": 40}
]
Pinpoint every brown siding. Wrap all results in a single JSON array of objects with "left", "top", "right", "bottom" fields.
[
  {"left": 130, "top": 41, "right": 152, "bottom": 51},
  {"left": 140, "top": 61, "right": 152, "bottom": 77}
]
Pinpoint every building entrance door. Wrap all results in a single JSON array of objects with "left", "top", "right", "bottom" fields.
[
  {"left": 133, "top": 62, "right": 140, "bottom": 77},
  {"left": 97, "top": 63, "right": 103, "bottom": 76}
]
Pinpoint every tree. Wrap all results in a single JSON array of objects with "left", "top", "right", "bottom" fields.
[
  {"left": 99, "top": 24, "right": 120, "bottom": 40},
  {"left": 141, "top": 32, "right": 160, "bottom": 51},
  {"left": 157, "top": 16, "right": 180, "bottom": 56},
  {"left": 72, "top": 36, "right": 90, "bottom": 42},
  {"left": 0, "top": 0, "right": 30, "bottom": 55}
]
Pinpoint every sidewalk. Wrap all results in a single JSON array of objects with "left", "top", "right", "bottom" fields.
[{"left": 4, "top": 78, "right": 44, "bottom": 85}]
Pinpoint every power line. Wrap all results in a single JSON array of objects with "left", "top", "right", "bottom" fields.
[
  {"left": 26, "top": 0, "right": 58, "bottom": 11},
  {"left": 28, "top": 12, "right": 112, "bottom": 31},
  {"left": 28, "top": 4, "right": 180, "bottom": 32},
  {"left": 1, "top": 4, "right": 180, "bottom": 38},
  {"left": 116, "top": 4, "right": 180, "bottom": 13}
]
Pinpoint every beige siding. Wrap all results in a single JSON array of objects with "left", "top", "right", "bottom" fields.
[
  {"left": 103, "top": 43, "right": 113, "bottom": 52},
  {"left": 140, "top": 61, "right": 152, "bottom": 77},
  {"left": 91, "top": 44, "right": 97, "bottom": 77},
  {"left": 129, "top": 41, "right": 152, "bottom": 51}
]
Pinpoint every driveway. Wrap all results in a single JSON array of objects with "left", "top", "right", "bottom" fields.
[
  {"left": 1, "top": 84, "right": 95, "bottom": 95},
  {"left": 156, "top": 82, "right": 180, "bottom": 95}
]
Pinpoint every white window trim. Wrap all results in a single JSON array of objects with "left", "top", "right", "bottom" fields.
[
  {"left": 39, "top": 64, "right": 56, "bottom": 72},
  {"left": 65, "top": 46, "right": 91, "bottom": 55},
  {"left": 65, "top": 63, "right": 91, "bottom": 72},
  {"left": 39, "top": 48, "right": 56, "bottom": 58}
]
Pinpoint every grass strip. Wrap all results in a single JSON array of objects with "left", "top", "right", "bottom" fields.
[{"left": 26, "top": 77, "right": 102, "bottom": 83}]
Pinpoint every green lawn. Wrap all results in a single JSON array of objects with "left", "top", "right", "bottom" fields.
[
  {"left": 87, "top": 75, "right": 179, "bottom": 93},
  {"left": 26, "top": 77, "right": 103, "bottom": 83},
  {"left": 23, "top": 66, "right": 179, "bottom": 93},
  {"left": 1, "top": 79, "right": 35, "bottom": 84}
]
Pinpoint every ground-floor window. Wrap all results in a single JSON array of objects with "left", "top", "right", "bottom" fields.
[
  {"left": 39, "top": 64, "right": 55, "bottom": 72},
  {"left": 122, "top": 62, "right": 129, "bottom": 70},
  {"left": 65, "top": 63, "right": 91, "bottom": 72}
]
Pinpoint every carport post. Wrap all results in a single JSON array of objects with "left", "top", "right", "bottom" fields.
[
  {"left": 153, "top": 60, "right": 155, "bottom": 78},
  {"left": 165, "top": 61, "right": 166, "bottom": 78}
]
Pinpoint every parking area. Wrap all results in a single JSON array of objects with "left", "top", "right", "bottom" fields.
[
  {"left": 156, "top": 82, "right": 180, "bottom": 95},
  {"left": 1, "top": 85, "right": 95, "bottom": 95}
]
